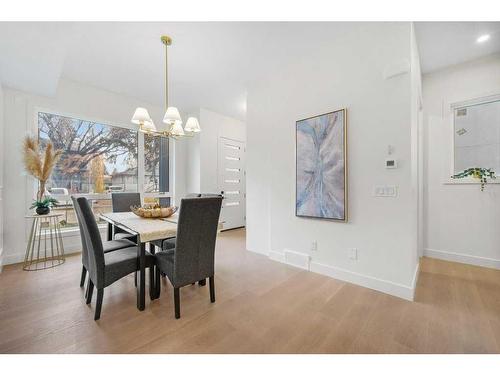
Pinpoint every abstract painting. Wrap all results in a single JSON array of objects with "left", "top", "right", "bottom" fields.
[{"left": 296, "top": 108, "right": 347, "bottom": 221}]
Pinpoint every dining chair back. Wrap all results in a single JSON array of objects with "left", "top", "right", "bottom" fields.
[
  {"left": 77, "top": 197, "right": 106, "bottom": 288},
  {"left": 72, "top": 196, "right": 89, "bottom": 286},
  {"left": 186, "top": 193, "right": 222, "bottom": 198},
  {"left": 111, "top": 193, "right": 141, "bottom": 242},
  {"left": 174, "top": 196, "right": 222, "bottom": 287},
  {"left": 111, "top": 192, "right": 141, "bottom": 212},
  {"left": 153, "top": 193, "right": 222, "bottom": 251}
]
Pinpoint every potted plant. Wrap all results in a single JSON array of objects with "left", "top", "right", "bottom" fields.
[
  {"left": 22, "top": 136, "right": 63, "bottom": 215},
  {"left": 30, "top": 197, "right": 59, "bottom": 215},
  {"left": 451, "top": 167, "right": 496, "bottom": 191}
]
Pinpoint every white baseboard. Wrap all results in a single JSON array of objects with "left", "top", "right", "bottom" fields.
[
  {"left": 268, "top": 250, "right": 285, "bottom": 263},
  {"left": 410, "top": 261, "right": 420, "bottom": 300},
  {"left": 310, "top": 262, "right": 417, "bottom": 301},
  {"left": 2, "top": 227, "right": 107, "bottom": 266},
  {"left": 283, "top": 249, "right": 310, "bottom": 270},
  {"left": 3, "top": 244, "right": 82, "bottom": 266},
  {"left": 267, "top": 249, "right": 418, "bottom": 301},
  {"left": 424, "top": 248, "right": 500, "bottom": 270}
]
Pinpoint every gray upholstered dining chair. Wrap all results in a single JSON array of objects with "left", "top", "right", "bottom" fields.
[
  {"left": 72, "top": 196, "right": 136, "bottom": 290},
  {"left": 111, "top": 192, "right": 141, "bottom": 241},
  {"left": 154, "top": 196, "right": 222, "bottom": 319},
  {"left": 76, "top": 197, "right": 156, "bottom": 320},
  {"left": 154, "top": 193, "right": 223, "bottom": 252}
]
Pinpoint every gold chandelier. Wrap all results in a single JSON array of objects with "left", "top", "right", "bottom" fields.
[{"left": 131, "top": 35, "right": 201, "bottom": 138}]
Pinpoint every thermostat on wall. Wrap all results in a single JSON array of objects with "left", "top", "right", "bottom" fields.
[{"left": 385, "top": 159, "right": 398, "bottom": 169}]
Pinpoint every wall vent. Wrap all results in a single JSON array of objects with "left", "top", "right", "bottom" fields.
[{"left": 284, "top": 250, "right": 311, "bottom": 270}]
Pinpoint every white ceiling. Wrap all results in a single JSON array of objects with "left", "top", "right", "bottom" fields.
[
  {"left": 1, "top": 22, "right": 499, "bottom": 121},
  {"left": 415, "top": 22, "right": 500, "bottom": 74},
  {"left": 0, "top": 22, "right": 349, "bottom": 121}
]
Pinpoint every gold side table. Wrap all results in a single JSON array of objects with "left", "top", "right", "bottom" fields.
[{"left": 23, "top": 213, "right": 65, "bottom": 271}]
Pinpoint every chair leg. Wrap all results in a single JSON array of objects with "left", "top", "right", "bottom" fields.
[
  {"left": 134, "top": 271, "right": 137, "bottom": 287},
  {"left": 80, "top": 266, "right": 87, "bottom": 287},
  {"left": 198, "top": 278, "right": 206, "bottom": 286},
  {"left": 94, "top": 289, "right": 104, "bottom": 320},
  {"left": 86, "top": 280, "right": 94, "bottom": 305},
  {"left": 155, "top": 266, "right": 161, "bottom": 298},
  {"left": 174, "top": 287, "right": 180, "bottom": 319},
  {"left": 209, "top": 276, "right": 215, "bottom": 303},
  {"left": 149, "top": 266, "right": 156, "bottom": 300}
]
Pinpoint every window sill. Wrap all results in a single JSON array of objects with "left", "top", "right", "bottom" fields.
[
  {"left": 58, "top": 225, "right": 107, "bottom": 237},
  {"left": 443, "top": 178, "right": 500, "bottom": 185}
]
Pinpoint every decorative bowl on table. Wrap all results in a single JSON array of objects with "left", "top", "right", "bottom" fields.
[{"left": 131, "top": 204, "right": 177, "bottom": 219}]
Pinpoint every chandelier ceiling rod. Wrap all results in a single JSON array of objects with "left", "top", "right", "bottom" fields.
[{"left": 161, "top": 35, "right": 171, "bottom": 111}]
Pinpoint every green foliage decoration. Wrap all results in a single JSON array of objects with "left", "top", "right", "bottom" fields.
[{"left": 451, "top": 167, "right": 496, "bottom": 191}]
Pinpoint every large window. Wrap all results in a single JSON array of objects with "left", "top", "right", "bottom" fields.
[
  {"left": 38, "top": 112, "right": 139, "bottom": 194},
  {"left": 144, "top": 134, "right": 169, "bottom": 193},
  {"left": 37, "top": 111, "right": 170, "bottom": 229},
  {"left": 453, "top": 97, "right": 500, "bottom": 175}
]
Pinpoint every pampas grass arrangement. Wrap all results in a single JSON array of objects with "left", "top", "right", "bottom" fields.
[{"left": 22, "top": 135, "right": 63, "bottom": 202}]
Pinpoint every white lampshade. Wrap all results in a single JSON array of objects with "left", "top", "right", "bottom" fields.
[
  {"left": 141, "top": 119, "right": 157, "bottom": 133},
  {"left": 169, "top": 121, "right": 185, "bottom": 136},
  {"left": 184, "top": 117, "right": 201, "bottom": 133},
  {"left": 163, "top": 107, "right": 182, "bottom": 124},
  {"left": 131, "top": 107, "right": 152, "bottom": 125}
]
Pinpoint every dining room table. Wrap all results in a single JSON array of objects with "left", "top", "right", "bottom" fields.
[
  {"left": 99, "top": 211, "right": 180, "bottom": 311},
  {"left": 100, "top": 211, "right": 224, "bottom": 311}
]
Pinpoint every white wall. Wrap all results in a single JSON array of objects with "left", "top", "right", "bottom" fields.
[
  {"left": 246, "top": 22, "right": 420, "bottom": 300},
  {"left": 423, "top": 54, "right": 500, "bottom": 268},
  {"left": 1, "top": 78, "right": 187, "bottom": 265},
  {"left": 186, "top": 108, "right": 246, "bottom": 194},
  {"left": 410, "top": 24, "right": 424, "bottom": 263},
  {"left": 0, "top": 81, "right": 4, "bottom": 271}
]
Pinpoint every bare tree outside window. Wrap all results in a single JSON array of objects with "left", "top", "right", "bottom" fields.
[
  {"left": 144, "top": 134, "right": 160, "bottom": 193},
  {"left": 38, "top": 112, "right": 138, "bottom": 194},
  {"left": 38, "top": 112, "right": 138, "bottom": 227}
]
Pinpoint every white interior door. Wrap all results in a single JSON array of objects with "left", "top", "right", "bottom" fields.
[{"left": 218, "top": 137, "right": 246, "bottom": 230}]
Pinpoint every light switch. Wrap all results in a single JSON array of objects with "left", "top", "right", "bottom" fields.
[{"left": 373, "top": 185, "right": 398, "bottom": 197}]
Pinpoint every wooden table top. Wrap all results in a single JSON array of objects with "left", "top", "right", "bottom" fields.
[{"left": 100, "top": 212, "right": 178, "bottom": 242}]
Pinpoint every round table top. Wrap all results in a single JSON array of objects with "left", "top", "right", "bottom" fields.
[{"left": 25, "top": 212, "right": 65, "bottom": 219}]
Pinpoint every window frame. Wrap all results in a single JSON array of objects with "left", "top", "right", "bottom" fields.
[
  {"left": 445, "top": 93, "right": 500, "bottom": 185},
  {"left": 32, "top": 107, "right": 174, "bottom": 232}
]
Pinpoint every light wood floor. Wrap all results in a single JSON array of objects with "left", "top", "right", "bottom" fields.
[{"left": 1, "top": 228, "right": 500, "bottom": 353}]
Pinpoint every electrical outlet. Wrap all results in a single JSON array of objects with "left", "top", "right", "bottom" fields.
[
  {"left": 311, "top": 241, "right": 318, "bottom": 252},
  {"left": 349, "top": 248, "right": 357, "bottom": 260}
]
